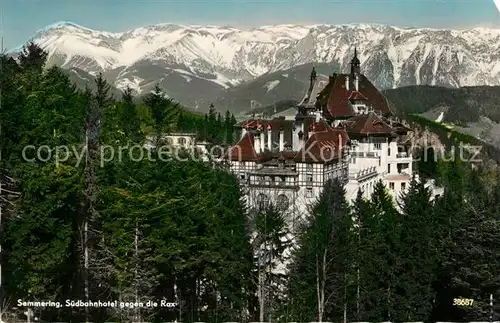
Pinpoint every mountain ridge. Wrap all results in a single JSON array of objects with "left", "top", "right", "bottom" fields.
[{"left": 11, "top": 21, "right": 500, "bottom": 111}]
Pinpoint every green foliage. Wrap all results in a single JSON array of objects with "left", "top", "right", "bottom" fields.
[
  {"left": 407, "top": 114, "right": 500, "bottom": 165},
  {"left": 285, "top": 162, "right": 500, "bottom": 322},
  {"left": 6, "top": 42, "right": 500, "bottom": 323},
  {"left": 18, "top": 41, "right": 48, "bottom": 71},
  {"left": 284, "top": 179, "right": 355, "bottom": 322},
  {"left": 0, "top": 44, "right": 252, "bottom": 322},
  {"left": 383, "top": 85, "right": 500, "bottom": 124}
]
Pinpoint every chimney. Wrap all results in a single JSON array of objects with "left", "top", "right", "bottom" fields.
[
  {"left": 298, "top": 130, "right": 305, "bottom": 150},
  {"left": 345, "top": 76, "right": 349, "bottom": 90},
  {"left": 309, "top": 123, "right": 316, "bottom": 135},
  {"left": 279, "top": 128, "right": 284, "bottom": 151},
  {"left": 267, "top": 125, "right": 272, "bottom": 150},
  {"left": 354, "top": 75, "right": 359, "bottom": 91},
  {"left": 254, "top": 133, "right": 261, "bottom": 153},
  {"left": 315, "top": 110, "right": 321, "bottom": 122},
  {"left": 260, "top": 131, "right": 266, "bottom": 151},
  {"left": 300, "top": 122, "right": 306, "bottom": 149}
]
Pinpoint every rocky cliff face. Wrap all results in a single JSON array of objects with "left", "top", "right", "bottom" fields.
[
  {"left": 401, "top": 120, "right": 447, "bottom": 157},
  {"left": 403, "top": 119, "right": 498, "bottom": 169},
  {"left": 10, "top": 22, "right": 500, "bottom": 110}
]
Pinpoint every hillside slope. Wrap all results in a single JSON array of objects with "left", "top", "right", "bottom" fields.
[{"left": 11, "top": 21, "right": 500, "bottom": 110}]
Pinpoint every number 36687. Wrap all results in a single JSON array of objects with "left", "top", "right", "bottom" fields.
[{"left": 453, "top": 298, "right": 474, "bottom": 306}]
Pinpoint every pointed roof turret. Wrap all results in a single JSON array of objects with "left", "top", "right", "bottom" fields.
[
  {"left": 351, "top": 47, "right": 360, "bottom": 65},
  {"left": 350, "top": 47, "right": 361, "bottom": 77},
  {"left": 310, "top": 66, "right": 317, "bottom": 80}
]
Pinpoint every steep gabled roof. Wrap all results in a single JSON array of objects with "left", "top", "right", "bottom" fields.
[
  {"left": 229, "top": 132, "right": 258, "bottom": 161},
  {"left": 294, "top": 120, "right": 349, "bottom": 163},
  {"left": 229, "top": 118, "right": 350, "bottom": 164},
  {"left": 348, "top": 91, "right": 368, "bottom": 101},
  {"left": 345, "top": 112, "right": 394, "bottom": 135},
  {"left": 294, "top": 128, "right": 348, "bottom": 163},
  {"left": 316, "top": 73, "right": 392, "bottom": 118},
  {"left": 299, "top": 74, "right": 330, "bottom": 107}
]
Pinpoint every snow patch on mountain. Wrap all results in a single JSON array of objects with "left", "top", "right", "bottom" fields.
[
  {"left": 115, "top": 76, "right": 145, "bottom": 94},
  {"left": 265, "top": 80, "right": 280, "bottom": 92},
  {"left": 180, "top": 75, "right": 192, "bottom": 82},
  {"left": 16, "top": 21, "right": 500, "bottom": 97}
]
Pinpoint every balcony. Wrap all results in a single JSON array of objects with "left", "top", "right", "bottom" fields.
[
  {"left": 351, "top": 151, "right": 379, "bottom": 158},
  {"left": 348, "top": 166, "right": 378, "bottom": 181}
]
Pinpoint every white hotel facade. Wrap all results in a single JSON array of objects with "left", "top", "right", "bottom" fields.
[{"left": 227, "top": 49, "right": 442, "bottom": 230}]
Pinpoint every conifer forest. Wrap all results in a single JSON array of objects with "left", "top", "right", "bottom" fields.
[{"left": 2, "top": 44, "right": 500, "bottom": 323}]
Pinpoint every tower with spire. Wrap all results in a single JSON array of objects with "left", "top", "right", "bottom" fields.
[
  {"left": 310, "top": 66, "right": 317, "bottom": 83},
  {"left": 350, "top": 47, "right": 361, "bottom": 78}
]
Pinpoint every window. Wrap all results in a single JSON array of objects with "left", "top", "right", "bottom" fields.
[
  {"left": 166, "top": 137, "right": 173, "bottom": 145},
  {"left": 256, "top": 194, "right": 269, "bottom": 211},
  {"left": 306, "top": 164, "right": 313, "bottom": 172},
  {"left": 374, "top": 143, "right": 381, "bottom": 150},
  {"left": 306, "top": 174, "right": 313, "bottom": 182},
  {"left": 351, "top": 157, "right": 356, "bottom": 164},
  {"left": 178, "top": 137, "right": 187, "bottom": 145},
  {"left": 401, "top": 182, "right": 406, "bottom": 190},
  {"left": 389, "top": 182, "right": 395, "bottom": 190},
  {"left": 276, "top": 194, "right": 289, "bottom": 211},
  {"left": 305, "top": 188, "right": 313, "bottom": 198},
  {"left": 240, "top": 173, "right": 245, "bottom": 180},
  {"left": 388, "top": 147, "right": 391, "bottom": 156},
  {"left": 388, "top": 164, "right": 391, "bottom": 173}
]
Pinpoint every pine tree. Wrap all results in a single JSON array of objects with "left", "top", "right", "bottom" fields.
[
  {"left": 18, "top": 41, "right": 48, "bottom": 71},
  {"left": 251, "top": 201, "right": 290, "bottom": 322},
  {"left": 285, "top": 179, "right": 354, "bottom": 322},
  {"left": 432, "top": 166, "right": 500, "bottom": 321},
  {"left": 357, "top": 180, "right": 401, "bottom": 321},
  {"left": 144, "top": 84, "right": 170, "bottom": 147},
  {"left": 396, "top": 177, "right": 436, "bottom": 321},
  {"left": 79, "top": 73, "right": 111, "bottom": 321},
  {"left": 119, "top": 86, "right": 141, "bottom": 142},
  {"left": 351, "top": 188, "right": 370, "bottom": 321}
]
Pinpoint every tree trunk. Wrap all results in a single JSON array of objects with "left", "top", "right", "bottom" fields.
[
  {"left": 259, "top": 238, "right": 268, "bottom": 322},
  {"left": 134, "top": 220, "right": 139, "bottom": 322},
  {"left": 356, "top": 267, "right": 360, "bottom": 319},
  {"left": 84, "top": 219, "right": 89, "bottom": 322},
  {"left": 387, "top": 283, "right": 391, "bottom": 321},
  {"left": 343, "top": 272, "right": 347, "bottom": 323},
  {"left": 316, "top": 248, "right": 327, "bottom": 322},
  {"left": 258, "top": 258, "right": 265, "bottom": 322},
  {"left": 316, "top": 256, "right": 322, "bottom": 322}
]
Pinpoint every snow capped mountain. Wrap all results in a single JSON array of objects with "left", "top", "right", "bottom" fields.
[{"left": 16, "top": 21, "right": 500, "bottom": 109}]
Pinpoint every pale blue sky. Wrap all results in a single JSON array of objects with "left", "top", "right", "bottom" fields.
[{"left": 2, "top": 0, "right": 500, "bottom": 50}]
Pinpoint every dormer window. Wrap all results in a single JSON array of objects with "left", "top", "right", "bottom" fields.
[{"left": 352, "top": 103, "right": 367, "bottom": 115}]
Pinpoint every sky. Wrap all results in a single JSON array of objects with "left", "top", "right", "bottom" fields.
[{"left": 2, "top": 0, "right": 500, "bottom": 50}]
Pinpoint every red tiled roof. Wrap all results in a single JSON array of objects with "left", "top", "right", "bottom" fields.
[
  {"left": 348, "top": 91, "right": 368, "bottom": 101},
  {"left": 229, "top": 133, "right": 258, "bottom": 161},
  {"left": 345, "top": 113, "right": 394, "bottom": 135},
  {"left": 295, "top": 128, "right": 347, "bottom": 163},
  {"left": 316, "top": 73, "right": 392, "bottom": 118},
  {"left": 229, "top": 119, "right": 350, "bottom": 164},
  {"left": 240, "top": 118, "right": 291, "bottom": 131}
]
